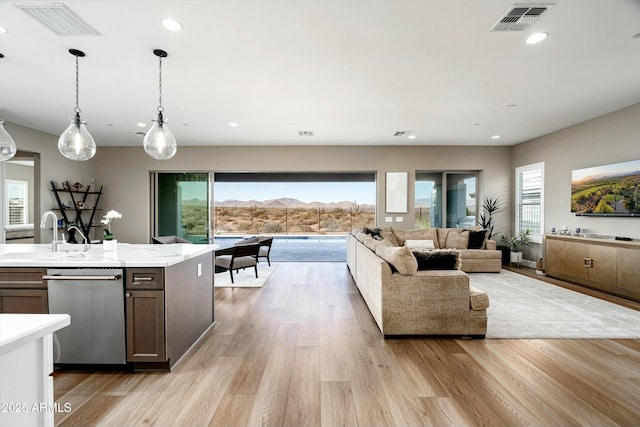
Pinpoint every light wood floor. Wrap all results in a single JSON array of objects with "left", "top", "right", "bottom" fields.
[{"left": 54, "top": 263, "right": 640, "bottom": 426}]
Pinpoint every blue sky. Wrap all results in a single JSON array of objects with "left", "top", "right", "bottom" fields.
[{"left": 212, "top": 182, "right": 376, "bottom": 205}]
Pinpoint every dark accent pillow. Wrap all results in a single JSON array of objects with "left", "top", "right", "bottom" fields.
[
  {"left": 412, "top": 249, "right": 461, "bottom": 270},
  {"left": 365, "top": 227, "right": 381, "bottom": 238},
  {"left": 465, "top": 229, "right": 488, "bottom": 249}
]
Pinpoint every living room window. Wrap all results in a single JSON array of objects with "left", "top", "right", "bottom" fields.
[{"left": 515, "top": 162, "right": 544, "bottom": 243}]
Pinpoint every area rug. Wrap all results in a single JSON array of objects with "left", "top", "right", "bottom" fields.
[
  {"left": 470, "top": 270, "right": 640, "bottom": 339},
  {"left": 214, "top": 263, "right": 279, "bottom": 288}
]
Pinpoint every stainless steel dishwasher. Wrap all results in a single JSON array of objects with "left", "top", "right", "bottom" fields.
[{"left": 45, "top": 268, "right": 126, "bottom": 365}]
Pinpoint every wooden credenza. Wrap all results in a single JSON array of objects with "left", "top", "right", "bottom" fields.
[{"left": 544, "top": 234, "right": 640, "bottom": 301}]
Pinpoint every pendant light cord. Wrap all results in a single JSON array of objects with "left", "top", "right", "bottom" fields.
[
  {"left": 75, "top": 54, "right": 80, "bottom": 114},
  {"left": 158, "top": 55, "right": 163, "bottom": 112}
]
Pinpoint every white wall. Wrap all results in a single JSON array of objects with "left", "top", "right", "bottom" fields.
[
  {"left": 93, "top": 145, "right": 512, "bottom": 243},
  {"left": 512, "top": 103, "right": 640, "bottom": 260}
]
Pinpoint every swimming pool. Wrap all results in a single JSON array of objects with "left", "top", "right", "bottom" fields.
[{"left": 214, "top": 235, "right": 346, "bottom": 262}]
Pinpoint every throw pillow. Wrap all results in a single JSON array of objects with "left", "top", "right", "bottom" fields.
[
  {"left": 404, "top": 239, "right": 435, "bottom": 250},
  {"left": 364, "top": 227, "right": 382, "bottom": 238},
  {"left": 363, "top": 235, "right": 381, "bottom": 252},
  {"left": 375, "top": 239, "right": 418, "bottom": 275},
  {"left": 412, "top": 249, "right": 461, "bottom": 270},
  {"left": 465, "top": 229, "right": 488, "bottom": 249},
  {"left": 444, "top": 230, "right": 470, "bottom": 249},
  {"left": 379, "top": 228, "right": 400, "bottom": 246}
]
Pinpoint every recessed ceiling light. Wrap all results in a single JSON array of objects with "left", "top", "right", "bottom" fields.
[
  {"left": 137, "top": 122, "right": 146, "bottom": 127},
  {"left": 407, "top": 134, "right": 417, "bottom": 140},
  {"left": 289, "top": 122, "right": 296, "bottom": 127},
  {"left": 0, "top": 26, "right": 7, "bottom": 34},
  {"left": 228, "top": 122, "right": 239, "bottom": 128},
  {"left": 526, "top": 32, "right": 548, "bottom": 44},
  {"left": 161, "top": 18, "right": 182, "bottom": 32},
  {"left": 505, "top": 104, "right": 517, "bottom": 109},
  {"left": 492, "top": 135, "right": 501, "bottom": 139}
]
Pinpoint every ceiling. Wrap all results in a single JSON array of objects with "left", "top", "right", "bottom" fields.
[{"left": 0, "top": 0, "right": 639, "bottom": 148}]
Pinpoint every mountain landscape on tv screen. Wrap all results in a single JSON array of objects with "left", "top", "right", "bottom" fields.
[{"left": 571, "top": 161, "right": 640, "bottom": 215}]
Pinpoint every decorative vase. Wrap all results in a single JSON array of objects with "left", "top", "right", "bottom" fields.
[
  {"left": 510, "top": 251, "right": 522, "bottom": 266},
  {"left": 103, "top": 239, "right": 118, "bottom": 251}
]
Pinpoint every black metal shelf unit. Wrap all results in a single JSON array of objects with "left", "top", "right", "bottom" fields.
[{"left": 50, "top": 180, "right": 103, "bottom": 243}]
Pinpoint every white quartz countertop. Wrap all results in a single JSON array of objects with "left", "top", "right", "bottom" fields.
[
  {"left": 0, "top": 243, "right": 216, "bottom": 267},
  {"left": 0, "top": 314, "right": 70, "bottom": 356}
]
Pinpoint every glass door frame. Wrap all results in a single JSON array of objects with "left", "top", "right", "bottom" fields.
[
  {"left": 415, "top": 170, "right": 479, "bottom": 229},
  {"left": 150, "top": 171, "right": 214, "bottom": 244}
]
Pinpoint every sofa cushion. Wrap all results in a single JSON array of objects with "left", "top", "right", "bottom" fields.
[
  {"left": 445, "top": 230, "right": 470, "bottom": 249},
  {"left": 392, "top": 228, "right": 439, "bottom": 247},
  {"left": 412, "top": 249, "right": 461, "bottom": 270},
  {"left": 466, "top": 229, "right": 488, "bottom": 249},
  {"left": 375, "top": 239, "right": 418, "bottom": 275},
  {"left": 469, "top": 285, "right": 490, "bottom": 310},
  {"left": 363, "top": 235, "right": 381, "bottom": 252},
  {"left": 379, "top": 227, "right": 400, "bottom": 246},
  {"left": 458, "top": 249, "right": 502, "bottom": 259},
  {"left": 354, "top": 231, "right": 368, "bottom": 242}
]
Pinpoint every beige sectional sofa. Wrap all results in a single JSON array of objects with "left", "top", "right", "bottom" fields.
[
  {"left": 380, "top": 226, "right": 502, "bottom": 273},
  {"left": 346, "top": 231, "right": 489, "bottom": 337}
]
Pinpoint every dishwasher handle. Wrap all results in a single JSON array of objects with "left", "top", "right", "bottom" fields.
[{"left": 43, "top": 274, "right": 123, "bottom": 281}]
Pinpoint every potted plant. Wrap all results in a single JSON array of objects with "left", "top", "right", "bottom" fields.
[
  {"left": 478, "top": 196, "right": 500, "bottom": 240},
  {"left": 501, "top": 228, "right": 532, "bottom": 266}
]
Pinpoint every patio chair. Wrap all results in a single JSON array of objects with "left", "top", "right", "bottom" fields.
[
  {"left": 257, "top": 237, "right": 274, "bottom": 266},
  {"left": 214, "top": 242, "right": 261, "bottom": 284}
]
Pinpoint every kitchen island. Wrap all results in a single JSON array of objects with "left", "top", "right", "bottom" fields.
[{"left": 0, "top": 243, "right": 215, "bottom": 371}]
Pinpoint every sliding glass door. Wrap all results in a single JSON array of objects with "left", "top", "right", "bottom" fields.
[
  {"left": 151, "top": 172, "right": 212, "bottom": 243},
  {"left": 416, "top": 171, "right": 477, "bottom": 229}
]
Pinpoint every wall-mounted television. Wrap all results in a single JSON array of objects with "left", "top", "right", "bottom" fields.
[{"left": 571, "top": 159, "right": 640, "bottom": 216}]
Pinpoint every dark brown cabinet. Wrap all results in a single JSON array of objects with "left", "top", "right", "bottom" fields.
[
  {"left": 125, "top": 268, "right": 165, "bottom": 363},
  {"left": 0, "top": 268, "right": 48, "bottom": 314}
]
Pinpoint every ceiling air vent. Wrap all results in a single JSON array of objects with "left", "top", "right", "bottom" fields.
[
  {"left": 14, "top": 2, "right": 100, "bottom": 36},
  {"left": 489, "top": 4, "right": 553, "bottom": 32},
  {"left": 298, "top": 131, "right": 314, "bottom": 136}
]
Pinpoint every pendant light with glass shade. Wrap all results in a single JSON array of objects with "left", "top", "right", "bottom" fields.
[
  {"left": 143, "top": 49, "right": 177, "bottom": 160},
  {"left": 0, "top": 120, "right": 17, "bottom": 162},
  {"left": 0, "top": 54, "right": 17, "bottom": 162},
  {"left": 58, "top": 49, "right": 96, "bottom": 161}
]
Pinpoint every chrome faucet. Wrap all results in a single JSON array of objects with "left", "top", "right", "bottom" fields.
[
  {"left": 67, "top": 226, "right": 90, "bottom": 251},
  {"left": 40, "top": 210, "right": 62, "bottom": 251}
]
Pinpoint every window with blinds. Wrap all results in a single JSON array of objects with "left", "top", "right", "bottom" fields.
[
  {"left": 6, "top": 180, "right": 28, "bottom": 225},
  {"left": 515, "top": 162, "right": 544, "bottom": 243}
]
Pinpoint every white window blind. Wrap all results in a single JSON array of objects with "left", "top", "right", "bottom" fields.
[
  {"left": 6, "top": 180, "right": 28, "bottom": 225},
  {"left": 515, "top": 163, "right": 544, "bottom": 243}
]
